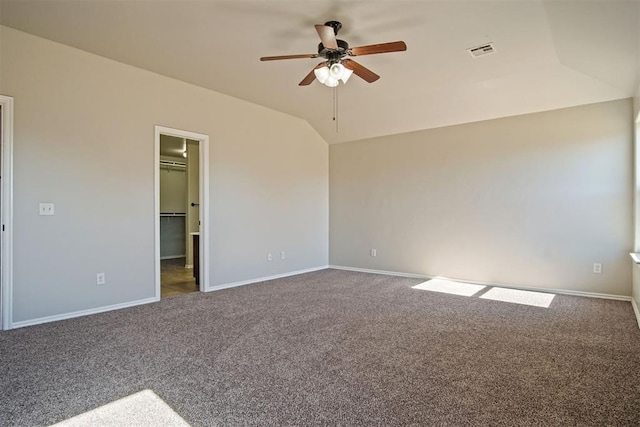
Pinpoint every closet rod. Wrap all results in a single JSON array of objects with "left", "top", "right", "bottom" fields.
[{"left": 160, "top": 161, "right": 186, "bottom": 168}]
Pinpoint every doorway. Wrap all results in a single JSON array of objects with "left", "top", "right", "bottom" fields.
[
  {"left": 159, "top": 136, "right": 197, "bottom": 297},
  {"left": 154, "top": 126, "right": 209, "bottom": 300}
]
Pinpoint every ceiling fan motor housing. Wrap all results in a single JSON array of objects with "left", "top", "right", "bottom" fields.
[{"left": 318, "top": 39, "right": 349, "bottom": 63}]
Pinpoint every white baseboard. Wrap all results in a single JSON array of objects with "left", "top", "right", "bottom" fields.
[
  {"left": 10, "top": 297, "right": 159, "bottom": 330},
  {"left": 204, "top": 265, "right": 329, "bottom": 292},
  {"left": 328, "top": 265, "right": 632, "bottom": 302},
  {"left": 329, "top": 265, "right": 431, "bottom": 280},
  {"left": 632, "top": 298, "right": 640, "bottom": 330}
]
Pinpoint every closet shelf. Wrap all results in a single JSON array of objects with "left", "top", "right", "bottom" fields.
[{"left": 160, "top": 212, "right": 186, "bottom": 217}]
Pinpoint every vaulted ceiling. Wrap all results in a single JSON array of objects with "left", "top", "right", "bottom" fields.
[{"left": 1, "top": 0, "right": 638, "bottom": 143}]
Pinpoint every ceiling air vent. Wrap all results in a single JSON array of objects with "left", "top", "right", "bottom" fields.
[{"left": 467, "top": 43, "right": 495, "bottom": 58}]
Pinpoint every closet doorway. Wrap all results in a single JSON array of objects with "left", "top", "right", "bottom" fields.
[{"left": 154, "top": 126, "right": 209, "bottom": 300}]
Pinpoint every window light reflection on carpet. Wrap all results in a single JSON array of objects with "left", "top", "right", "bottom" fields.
[
  {"left": 50, "top": 389, "right": 190, "bottom": 427},
  {"left": 480, "top": 287, "right": 555, "bottom": 308},
  {"left": 412, "top": 277, "right": 555, "bottom": 308},
  {"left": 412, "top": 278, "right": 486, "bottom": 297}
]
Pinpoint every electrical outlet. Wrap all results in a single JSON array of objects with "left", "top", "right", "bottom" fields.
[
  {"left": 371, "top": 248, "right": 377, "bottom": 257},
  {"left": 593, "top": 263, "right": 602, "bottom": 274},
  {"left": 96, "top": 273, "right": 106, "bottom": 285},
  {"left": 267, "top": 253, "right": 272, "bottom": 262},
  {"left": 39, "top": 203, "right": 55, "bottom": 216},
  {"left": 281, "top": 251, "right": 286, "bottom": 260}
]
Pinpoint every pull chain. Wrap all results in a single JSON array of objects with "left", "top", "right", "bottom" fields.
[{"left": 333, "top": 86, "right": 339, "bottom": 132}]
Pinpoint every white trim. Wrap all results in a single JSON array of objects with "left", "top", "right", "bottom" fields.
[
  {"left": 0, "top": 95, "right": 14, "bottom": 330},
  {"left": 444, "top": 276, "right": 632, "bottom": 301},
  {"left": 154, "top": 128, "right": 161, "bottom": 301},
  {"left": 154, "top": 126, "right": 210, "bottom": 298},
  {"left": 10, "top": 297, "right": 157, "bottom": 329},
  {"left": 200, "top": 132, "right": 210, "bottom": 290},
  {"left": 329, "top": 265, "right": 431, "bottom": 280},
  {"left": 632, "top": 298, "right": 640, "bottom": 330},
  {"left": 205, "top": 266, "right": 329, "bottom": 292},
  {"left": 328, "top": 265, "right": 632, "bottom": 301}
]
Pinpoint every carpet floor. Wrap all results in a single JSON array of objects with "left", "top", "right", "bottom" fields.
[{"left": 1, "top": 269, "right": 639, "bottom": 426}]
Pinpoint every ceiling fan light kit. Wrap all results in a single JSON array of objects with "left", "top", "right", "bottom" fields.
[
  {"left": 259, "top": 21, "right": 407, "bottom": 87},
  {"left": 314, "top": 63, "right": 353, "bottom": 87}
]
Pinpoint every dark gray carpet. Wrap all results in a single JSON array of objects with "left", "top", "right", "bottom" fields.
[{"left": 1, "top": 269, "right": 639, "bottom": 426}]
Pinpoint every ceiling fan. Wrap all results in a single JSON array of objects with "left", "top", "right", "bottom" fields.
[{"left": 260, "top": 21, "right": 407, "bottom": 87}]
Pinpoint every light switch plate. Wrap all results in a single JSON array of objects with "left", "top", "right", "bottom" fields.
[{"left": 39, "top": 203, "right": 55, "bottom": 216}]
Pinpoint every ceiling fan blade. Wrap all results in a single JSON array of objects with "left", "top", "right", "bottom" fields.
[
  {"left": 299, "top": 62, "right": 327, "bottom": 86},
  {"left": 349, "top": 41, "right": 407, "bottom": 56},
  {"left": 260, "top": 54, "right": 317, "bottom": 61},
  {"left": 315, "top": 24, "right": 338, "bottom": 49},
  {"left": 343, "top": 59, "right": 380, "bottom": 83}
]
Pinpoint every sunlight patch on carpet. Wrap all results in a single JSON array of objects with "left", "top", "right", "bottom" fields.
[
  {"left": 413, "top": 278, "right": 486, "bottom": 296},
  {"left": 480, "top": 287, "right": 555, "bottom": 308},
  {"left": 49, "top": 389, "right": 190, "bottom": 427}
]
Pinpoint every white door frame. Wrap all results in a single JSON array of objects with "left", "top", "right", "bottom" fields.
[
  {"left": 154, "top": 126, "right": 210, "bottom": 299},
  {"left": 1, "top": 95, "right": 15, "bottom": 330}
]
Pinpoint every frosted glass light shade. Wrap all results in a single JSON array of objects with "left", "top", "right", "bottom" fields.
[
  {"left": 329, "top": 63, "right": 346, "bottom": 80},
  {"left": 314, "top": 66, "right": 330, "bottom": 84},
  {"left": 324, "top": 76, "right": 339, "bottom": 87},
  {"left": 340, "top": 68, "right": 353, "bottom": 83}
]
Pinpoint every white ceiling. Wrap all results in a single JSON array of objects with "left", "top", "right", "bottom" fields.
[{"left": 1, "top": 0, "right": 638, "bottom": 144}]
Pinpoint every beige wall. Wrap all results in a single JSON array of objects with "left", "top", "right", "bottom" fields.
[
  {"left": 330, "top": 99, "right": 633, "bottom": 296},
  {"left": 0, "top": 26, "right": 329, "bottom": 324}
]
